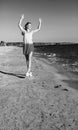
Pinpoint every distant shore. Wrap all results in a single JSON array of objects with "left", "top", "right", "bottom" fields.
[{"left": 0, "top": 41, "right": 78, "bottom": 47}]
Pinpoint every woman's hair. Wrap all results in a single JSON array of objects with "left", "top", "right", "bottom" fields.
[
  {"left": 24, "top": 22, "right": 31, "bottom": 30},
  {"left": 21, "top": 32, "right": 24, "bottom": 36},
  {"left": 21, "top": 22, "right": 31, "bottom": 36}
]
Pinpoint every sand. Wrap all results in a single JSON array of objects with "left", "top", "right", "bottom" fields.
[{"left": 0, "top": 46, "right": 78, "bottom": 130}]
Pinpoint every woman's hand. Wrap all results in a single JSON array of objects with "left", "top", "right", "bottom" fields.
[
  {"left": 39, "top": 18, "right": 42, "bottom": 23},
  {"left": 21, "top": 14, "right": 24, "bottom": 19}
]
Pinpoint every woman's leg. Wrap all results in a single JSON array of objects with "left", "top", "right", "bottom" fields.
[
  {"left": 25, "top": 55, "right": 29, "bottom": 76},
  {"left": 25, "top": 52, "right": 33, "bottom": 77},
  {"left": 27, "top": 51, "right": 33, "bottom": 73},
  {"left": 26, "top": 55, "right": 29, "bottom": 71}
]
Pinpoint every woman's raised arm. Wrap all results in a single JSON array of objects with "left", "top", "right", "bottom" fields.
[
  {"left": 33, "top": 18, "right": 42, "bottom": 33},
  {"left": 18, "top": 14, "right": 25, "bottom": 33}
]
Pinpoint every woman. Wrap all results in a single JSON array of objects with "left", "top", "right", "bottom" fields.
[{"left": 18, "top": 14, "right": 42, "bottom": 78}]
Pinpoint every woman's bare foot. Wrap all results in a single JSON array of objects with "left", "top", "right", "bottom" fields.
[
  {"left": 26, "top": 72, "right": 30, "bottom": 77},
  {"left": 29, "top": 72, "right": 34, "bottom": 79},
  {"left": 29, "top": 72, "right": 32, "bottom": 77}
]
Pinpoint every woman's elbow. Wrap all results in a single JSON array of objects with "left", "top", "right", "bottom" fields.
[
  {"left": 39, "top": 25, "right": 41, "bottom": 30},
  {"left": 38, "top": 27, "right": 41, "bottom": 31},
  {"left": 18, "top": 23, "right": 21, "bottom": 27},
  {"left": 18, "top": 24, "right": 22, "bottom": 30},
  {"left": 18, "top": 23, "right": 20, "bottom": 28}
]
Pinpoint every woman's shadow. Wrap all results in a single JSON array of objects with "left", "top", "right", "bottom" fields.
[{"left": 0, "top": 70, "right": 25, "bottom": 78}]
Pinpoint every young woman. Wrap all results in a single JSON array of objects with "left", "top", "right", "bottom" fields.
[{"left": 18, "top": 14, "right": 42, "bottom": 78}]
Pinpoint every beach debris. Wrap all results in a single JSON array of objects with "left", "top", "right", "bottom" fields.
[
  {"left": 54, "top": 85, "right": 69, "bottom": 91},
  {"left": 54, "top": 85, "right": 62, "bottom": 88},
  {"left": 62, "top": 88, "right": 69, "bottom": 91}
]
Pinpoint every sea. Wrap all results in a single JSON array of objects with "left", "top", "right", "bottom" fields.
[{"left": 34, "top": 44, "right": 78, "bottom": 74}]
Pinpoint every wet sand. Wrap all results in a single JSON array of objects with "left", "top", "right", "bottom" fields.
[
  {"left": 37, "top": 56, "right": 78, "bottom": 90},
  {"left": 0, "top": 46, "right": 78, "bottom": 130}
]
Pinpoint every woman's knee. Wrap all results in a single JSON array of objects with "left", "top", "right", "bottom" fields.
[{"left": 25, "top": 54, "right": 29, "bottom": 61}]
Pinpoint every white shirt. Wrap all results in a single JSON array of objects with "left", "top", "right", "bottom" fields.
[{"left": 23, "top": 31, "right": 33, "bottom": 44}]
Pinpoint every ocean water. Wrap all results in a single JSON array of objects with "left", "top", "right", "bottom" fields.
[{"left": 34, "top": 44, "right": 78, "bottom": 74}]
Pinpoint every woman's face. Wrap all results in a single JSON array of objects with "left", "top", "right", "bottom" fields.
[{"left": 27, "top": 23, "right": 32, "bottom": 30}]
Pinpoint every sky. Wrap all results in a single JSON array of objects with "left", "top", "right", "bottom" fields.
[{"left": 0, "top": 0, "right": 78, "bottom": 42}]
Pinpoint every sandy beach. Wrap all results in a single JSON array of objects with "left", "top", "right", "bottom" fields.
[{"left": 0, "top": 46, "right": 78, "bottom": 130}]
